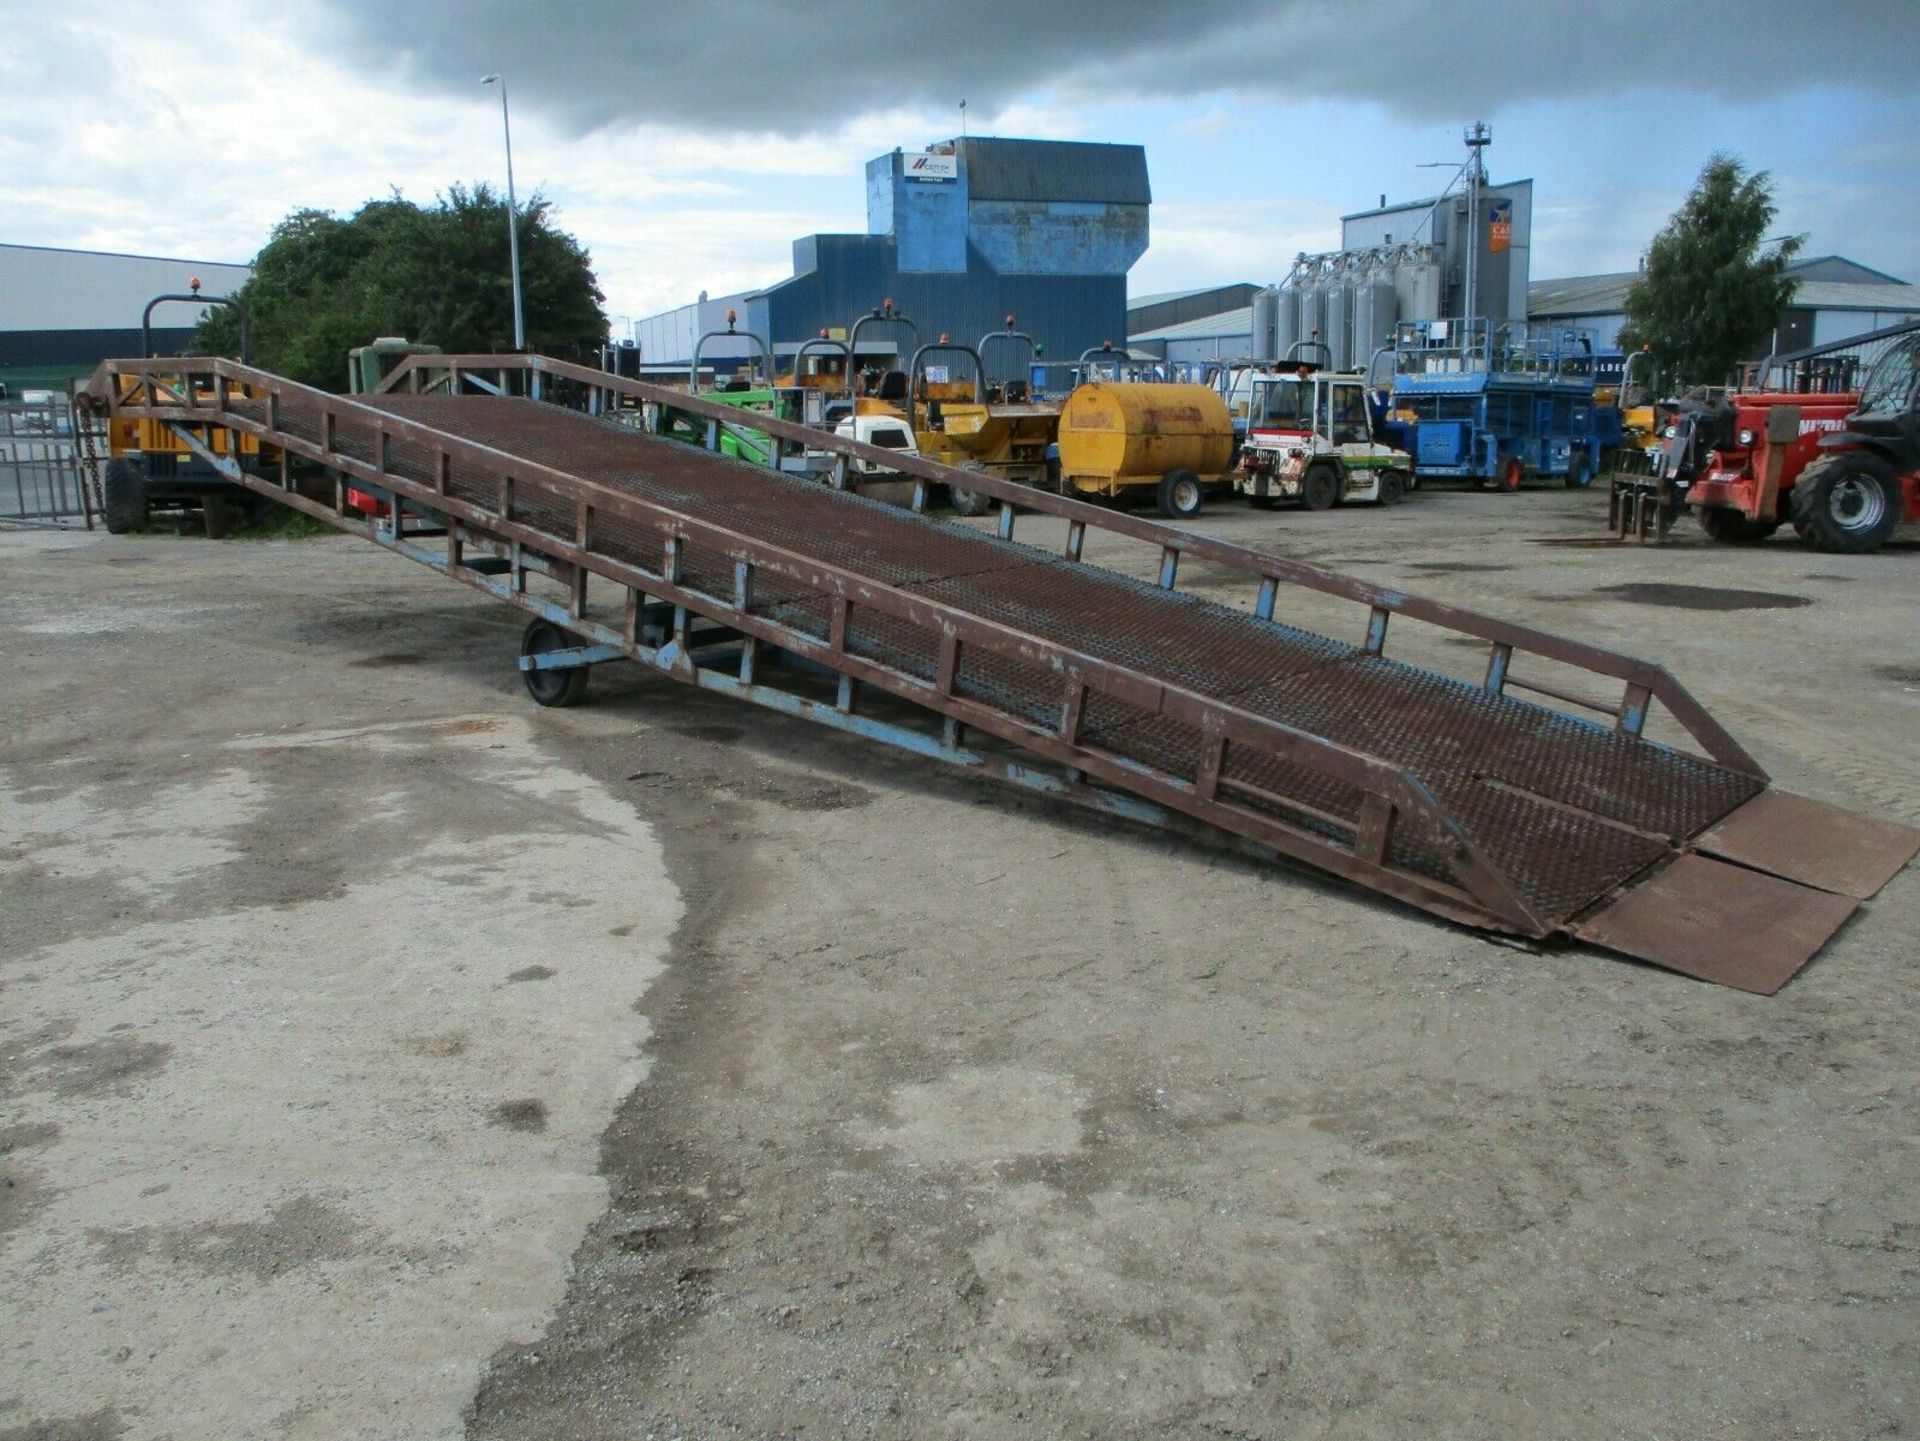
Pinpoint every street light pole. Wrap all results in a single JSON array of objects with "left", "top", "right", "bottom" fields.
[{"left": 480, "top": 73, "right": 526, "bottom": 351}]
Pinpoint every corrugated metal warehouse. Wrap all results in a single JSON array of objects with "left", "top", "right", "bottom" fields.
[
  {"left": 1529, "top": 256, "right": 1920, "bottom": 351},
  {"left": 0, "top": 243, "right": 252, "bottom": 388},
  {"left": 1126, "top": 284, "right": 1258, "bottom": 338},
  {"left": 1130, "top": 306, "right": 1256, "bottom": 367},
  {"left": 636, "top": 136, "right": 1150, "bottom": 372}
]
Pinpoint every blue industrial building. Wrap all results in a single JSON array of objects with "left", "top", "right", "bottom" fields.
[{"left": 635, "top": 136, "right": 1150, "bottom": 374}]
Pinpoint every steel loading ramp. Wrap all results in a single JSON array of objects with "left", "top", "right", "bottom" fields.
[{"left": 80, "top": 355, "right": 1920, "bottom": 992}]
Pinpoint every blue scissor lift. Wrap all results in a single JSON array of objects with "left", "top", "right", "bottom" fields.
[{"left": 1386, "top": 319, "right": 1621, "bottom": 490}]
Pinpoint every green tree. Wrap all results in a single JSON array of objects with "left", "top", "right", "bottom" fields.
[
  {"left": 1618, "top": 154, "right": 1802, "bottom": 387},
  {"left": 197, "top": 185, "right": 605, "bottom": 390}
]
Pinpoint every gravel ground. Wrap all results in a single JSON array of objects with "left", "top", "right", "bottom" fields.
[{"left": 2, "top": 487, "right": 1916, "bottom": 1440}]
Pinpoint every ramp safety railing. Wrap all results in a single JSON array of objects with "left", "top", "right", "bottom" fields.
[
  {"left": 375, "top": 352, "right": 1761, "bottom": 777},
  {"left": 80, "top": 355, "right": 1768, "bottom": 941}
]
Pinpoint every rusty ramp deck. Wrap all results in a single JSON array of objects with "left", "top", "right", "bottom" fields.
[{"left": 87, "top": 361, "right": 1920, "bottom": 992}]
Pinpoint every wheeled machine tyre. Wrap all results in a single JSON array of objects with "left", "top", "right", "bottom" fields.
[
  {"left": 948, "top": 460, "right": 993, "bottom": 518},
  {"left": 520, "top": 619, "right": 592, "bottom": 708},
  {"left": 1157, "top": 468, "right": 1204, "bottom": 519},
  {"left": 1697, "top": 506, "right": 1780, "bottom": 544},
  {"left": 1790, "top": 452, "right": 1901, "bottom": 554},
  {"left": 101, "top": 457, "right": 149, "bottom": 534},
  {"left": 202, "top": 494, "right": 240, "bottom": 540},
  {"left": 1300, "top": 464, "right": 1338, "bottom": 512},
  {"left": 1378, "top": 469, "right": 1408, "bottom": 506}
]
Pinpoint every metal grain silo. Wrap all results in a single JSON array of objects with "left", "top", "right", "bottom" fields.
[
  {"left": 1296, "top": 274, "right": 1328, "bottom": 363},
  {"left": 1272, "top": 284, "right": 1300, "bottom": 362},
  {"left": 1325, "top": 268, "right": 1356, "bottom": 372},
  {"left": 1351, "top": 273, "right": 1398, "bottom": 366},
  {"left": 1251, "top": 286, "right": 1280, "bottom": 362},
  {"left": 1397, "top": 252, "right": 1443, "bottom": 323}
]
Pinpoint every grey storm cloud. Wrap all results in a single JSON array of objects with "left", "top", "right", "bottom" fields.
[{"left": 310, "top": 0, "right": 1920, "bottom": 135}]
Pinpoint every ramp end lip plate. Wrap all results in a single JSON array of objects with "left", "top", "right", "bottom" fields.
[
  {"left": 1696, "top": 789, "right": 1920, "bottom": 901},
  {"left": 1574, "top": 853, "right": 1861, "bottom": 995}
]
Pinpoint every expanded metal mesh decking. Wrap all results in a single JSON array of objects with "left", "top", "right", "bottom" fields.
[
  {"left": 332, "top": 393, "right": 1765, "bottom": 927},
  {"left": 86, "top": 356, "right": 1917, "bottom": 989}
]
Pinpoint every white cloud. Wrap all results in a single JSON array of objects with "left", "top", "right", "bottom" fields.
[
  {"left": 0, "top": 8, "right": 1109, "bottom": 322},
  {"left": 1528, "top": 192, "right": 1681, "bottom": 279},
  {"left": 1173, "top": 105, "right": 1232, "bottom": 146},
  {"left": 6, "top": 3, "right": 1917, "bottom": 332},
  {"left": 1138, "top": 197, "right": 1346, "bottom": 292}
]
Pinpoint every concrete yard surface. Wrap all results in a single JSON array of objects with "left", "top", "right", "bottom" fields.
[{"left": 2, "top": 490, "right": 1917, "bottom": 1440}]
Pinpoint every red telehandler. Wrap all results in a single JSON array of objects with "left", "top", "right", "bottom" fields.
[{"left": 1612, "top": 320, "right": 1920, "bottom": 552}]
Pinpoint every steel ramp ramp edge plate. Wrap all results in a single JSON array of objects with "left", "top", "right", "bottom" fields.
[
  {"left": 1573, "top": 854, "right": 1864, "bottom": 995},
  {"left": 1694, "top": 789, "right": 1920, "bottom": 900}
]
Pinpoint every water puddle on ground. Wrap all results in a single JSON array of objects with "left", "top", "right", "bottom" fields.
[{"left": 1594, "top": 582, "right": 1811, "bottom": 611}]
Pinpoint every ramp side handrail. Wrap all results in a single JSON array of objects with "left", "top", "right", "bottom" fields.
[
  {"left": 368, "top": 351, "right": 1762, "bottom": 777},
  {"left": 86, "top": 353, "right": 1542, "bottom": 933}
]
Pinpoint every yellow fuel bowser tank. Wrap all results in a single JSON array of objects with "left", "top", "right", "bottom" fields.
[{"left": 1055, "top": 382, "right": 1234, "bottom": 518}]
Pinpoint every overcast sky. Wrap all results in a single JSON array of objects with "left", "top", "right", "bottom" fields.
[{"left": 7, "top": 1, "right": 1919, "bottom": 331}]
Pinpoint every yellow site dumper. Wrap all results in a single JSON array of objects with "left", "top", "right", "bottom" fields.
[
  {"left": 99, "top": 283, "right": 281, "bottom": 537},
  {"left": 1055, "top": 382, "right": 1235, "bottom": 518},
  {"left": 853, "top": 331, "right": 1064, "bottom": 516}
]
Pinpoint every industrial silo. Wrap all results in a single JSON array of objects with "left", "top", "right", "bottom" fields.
[
  {"left": 1296, "top": 271, "right": 1328, "bottom": 364},
  {"left": 1250, "top": 286, "right": 1280, "bottom": 362},
  {"left": 1396, "top": 250, "right": 1443, "bottom": 324},
  {"left": 1325, "top": 265, "right": 1356, "bottom": 373},
  {"left": 1272, "top": 284, "right": 1300, "bottom": 363},
  {"left": 1351, "top": 270, "right": 1398, "bottom": 372}
]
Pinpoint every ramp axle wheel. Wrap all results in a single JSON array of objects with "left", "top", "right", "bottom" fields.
[{"left": 520, "top": 619, "right": 591, "bottom": 708}]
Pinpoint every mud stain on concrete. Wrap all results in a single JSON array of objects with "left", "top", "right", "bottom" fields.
[
  {"left": 91, "top": 1195, "right": 364, "bottom": 1282},
  {"left": 490, "top": 1100, "right": 550, "bottom": 1134},
  {"left": 0, "top": 1122, "right": 62, "bottom": 1241},
  {"left": 506, "top": 965, "right": 557, "bottom": 983},
  {"left": 665, "top": 723, "right": 746, "bottom": 745},
  {"left": 406, "top": 1030, "right": 470, "bottom": 1059},
  {"left": 349, "top": 652, "right": 430, "bottom": 669},
  {"left": 0, "top": 1406, "right": 129, "bottom": 1441},
  {"left": 37, "top": 1037, "right": 172, "bottom": 1099}
]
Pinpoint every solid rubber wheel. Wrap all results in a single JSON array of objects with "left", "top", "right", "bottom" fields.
[
  {"left": 948, "top": 461, "right": 993, "bottom": 517},
  {"left": 1300, "top": 465, "right": 1338, "bottom": 511},
  {"left": 520, "top": 619, "right": 591, "bottom": 708},
  {"left": 1790, "top": 452, "right": 1901, "bottom": 554},
  {"left": 1157, "top": 468, "right": 1204, "bottom": 519},
  {"left": 101, "top": 458, "right": 148, "bottom": 534},
  {"left": 1378, "top": 469, "right": 1407, "bottom": 506},
  {"left": 1697, "top": 506, "right": 1780, "bottom": 544},
  {"left": 202, "top": 494, "right": 239, "bottom": 539},
  {"left": 1565, "top": 451, "right": 1592, "bottom": 489}
]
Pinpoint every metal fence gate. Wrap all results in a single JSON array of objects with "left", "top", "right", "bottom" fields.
[{"left": 0, "top": 400, "right": 93, "bottom": 526}]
